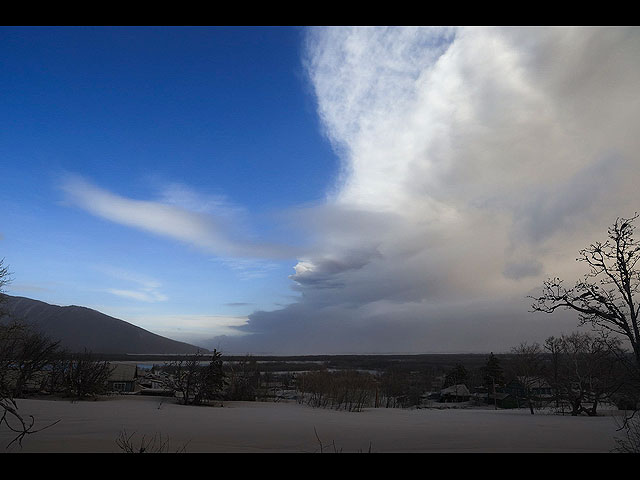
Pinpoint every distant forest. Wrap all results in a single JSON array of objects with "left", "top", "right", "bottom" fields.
[{"left": 99, "top": 352, "right": 504, "bottom": 373}]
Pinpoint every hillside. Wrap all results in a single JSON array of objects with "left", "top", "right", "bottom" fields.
[{"left": 2, "top": 295, "right": 207, "bottom": 355}]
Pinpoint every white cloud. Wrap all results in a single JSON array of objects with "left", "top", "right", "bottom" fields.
[
  {"left": 95, "top": 265, "right": 169, "bottom": 303},
  {"left": 56, "top": 28, "right": 640, "bottom": 354},
  {"left": 60, "top": 174, "right": 299, "bottom": 260},
  {"left": 131, "top": 313, "right": 250, "bottom": 345},
  {"left": 106, "top": 288, "right": 168, "bottom": 303},
  {"left": 212, "top": 258, "right": 282, "bottom": 280},
  {"left": 223, "top": 26, "right": 640, "bottom": 353}
]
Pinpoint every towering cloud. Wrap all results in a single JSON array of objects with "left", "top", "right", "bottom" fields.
[{"left": 216, "top": 27, "right": 640, "bottom": 354}]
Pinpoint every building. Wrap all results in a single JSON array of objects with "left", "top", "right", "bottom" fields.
[
  {"left": 439, "top": 384, "right": 471, "bottom": 402},
  {"left": 505, "top": 376, "right": 553, "bottom": 400},
  {"left": 107, "top": 363, "right": 138, "bottom": 393}
]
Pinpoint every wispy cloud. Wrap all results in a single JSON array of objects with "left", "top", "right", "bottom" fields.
[
  {"left": 60, "top": 174, "right": 299, "bottom": 260},
  {"left": 8, "top": 283, "right": 54, "bottom": 294},
  {"left": 106, "top": 288, "right": 168, "bottom": 303},
  {"left": 213, "top": 257, "right": 282, "bottom": 280},
  {"left": 130, "top": 313, "right": 250, "bottom": 344},
  {"left": 95, "top": 265, "right": 168, "bottom": 303}
]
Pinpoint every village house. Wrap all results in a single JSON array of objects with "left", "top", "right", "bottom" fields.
[
  {"left": 439, "top": 384, "right": 471, "bottom": 402},
  {"left": 106, "top": 363, "right": 138, "bottom": 393},
  {"left": 505, "top": 376, "right": 554, "bottom": 401}
]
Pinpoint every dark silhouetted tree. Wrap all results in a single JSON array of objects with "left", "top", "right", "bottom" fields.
[
  {"left": 549, "top": 332, "right": 625, "bottom": 416},
  {"left": 531, "top": 214, "right": 640, "bottom": 416},
  {"left": 225, "top": 355, "right": 261, "bottom": 401},
  {"left": 482, "top": 352, "right": 504, "bottom": 408},
  {"left": 0, "top": 259, "right": 9, "bottom": 316},
  {"left": 167, "top": 350, "right": 226, "bottom": 405},
  {"left": 63, "top": 349, "right": 114, "bottom": 399},
  {"left": 378, "top": 365, "right": 410, "bottom": 408},
  {"left": 194, "top": 350, "right": 226, "bottom": 405},
  {"left": 531, "top": 214, "right": 640, "bottom": 373},
  {"left": 8, "top": 322, "right": 60, "bottom": 398},
  {"left": 508, "top": 342, "right": 546, "bottom": 414},
  {"left": 544, "top": 335, "right": 564, "bottom": 408},
  {"left": 0, "top": 259, "right": 59, "bottom": 448},
  {"left": 444, "top": 363, "right": 468, "bottom": 388}
]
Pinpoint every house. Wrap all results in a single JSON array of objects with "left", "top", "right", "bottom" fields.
[
  {"left": 107, "top": 363, "right": 138, "bottom": 393},
  {"left": 505, "top": 376, "right": 553, "bottom": 400},
  {"left": 439, "top": 384, "right": 471, "bottom": 402}
]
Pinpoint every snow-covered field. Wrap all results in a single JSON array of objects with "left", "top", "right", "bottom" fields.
[{"left": 0, "top": 395, "right": 626, "bottom": 452}]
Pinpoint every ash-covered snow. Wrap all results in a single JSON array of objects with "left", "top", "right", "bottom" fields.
[{"left": 0, "top": 396, "right": 625, "bottom": 452}]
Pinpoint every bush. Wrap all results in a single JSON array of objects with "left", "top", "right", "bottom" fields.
[{"left": 296, "top": 370, "right": 377, "bottom": 412}]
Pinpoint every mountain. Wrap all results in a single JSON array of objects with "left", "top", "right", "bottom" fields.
[{"left": 2, "top": 295, "right": 208, "bottom": 355}]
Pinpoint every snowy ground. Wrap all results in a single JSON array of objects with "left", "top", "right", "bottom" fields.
[{"left": 0, "top": 395, "right": 627, "bottom": 452}]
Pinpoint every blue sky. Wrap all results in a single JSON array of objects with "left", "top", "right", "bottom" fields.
[
  {"left": 2, "top": 26, "right": 640, "bottom": 354},
  {"left": 0, "top": 26, "right": 337, "bottom": 342}
]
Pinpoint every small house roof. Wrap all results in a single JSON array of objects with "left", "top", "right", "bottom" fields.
[{"left": 440, "top": 384, "right": 470, "bottom": 396}]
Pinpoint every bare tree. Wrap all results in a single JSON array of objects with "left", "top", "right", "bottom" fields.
[
  {"left": 225, "top": 355, "right": 262, "bottom": 401},
  {"left": 531, "top": 214, "right": 640, "bottom": 371},
  {"left": 613, "top": 416, "right": 640, "bottom": 453},
  {"left": 63, "top": 349, "right": 114, "bottom": 399},
  {"left": 8, "top": 322, "right": 60, "bottom": 398},
  {"left": 378, "top": 365, "right": 409, "bottom": 408},
  {"left": 550, "top": 332, "right": 625, "bottom": 416},
  {"left": 482, "top": 352, "right": 504, "bottom": 409},
  {"left": 166, "top": 350, "right": 226, "bottom": 406},
  {"left": 544, "top": 336, "right": 564, "bottom": 409},
  {"left": 0, "top": 259, "right": 59, "bottom": 448},
  {"left": 0, "top": 259, "right": 9, "bottom": 316},
  {"left": 531, "top": 215, "right": 640, "bottom": 416},
  {"left": 508, "top": 342, "right": 546, "bottom": 414},
  {"left": 165, "top": 354, "right": 199, "bottom": 405},
  {"left": 296, "top": 369, "right": 377, "bottom": 412},
  {"left": 116, "top": 429, "right": 188, "bottom": 453}
]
